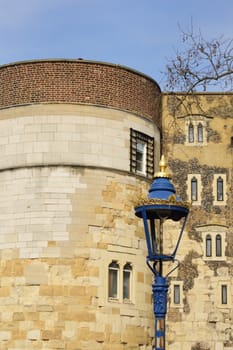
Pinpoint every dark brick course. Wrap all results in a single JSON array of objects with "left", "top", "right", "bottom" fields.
[{"left": 0, "top": 59, "right": 161, "bottom": 125}]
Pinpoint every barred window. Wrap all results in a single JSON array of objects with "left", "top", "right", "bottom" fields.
[
  {"left": 130, "top": 129, "right": 154, "bottom": 178},
  {"left": 136, "top": 141, "right": 147, "bottom": 174}
]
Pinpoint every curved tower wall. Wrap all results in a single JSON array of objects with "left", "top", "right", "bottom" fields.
[{"left": 0, "top": 60, "right": 161, "bottom": 349}]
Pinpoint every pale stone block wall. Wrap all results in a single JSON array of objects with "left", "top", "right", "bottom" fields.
[
  {"left": 0, "top": 103, "right": 160, "bottom": 349},
  {"left": 0, "top": 104, "right": 160, "bottom": 172},
  {"left": 0, "top": 167, "right": 155, "bottom": 349}
]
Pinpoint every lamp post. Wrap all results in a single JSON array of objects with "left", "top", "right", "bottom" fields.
[{"left": 134, "top": 156, "right": 190, "bottom": 350}]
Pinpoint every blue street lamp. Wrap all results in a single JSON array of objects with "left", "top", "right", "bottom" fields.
[{"left": 135, "top": 156, "right": 190, "bottom": 350}]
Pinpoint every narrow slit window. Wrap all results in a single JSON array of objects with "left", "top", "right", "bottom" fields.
[
  {"left": 217, "top": 177, "right": 224, "bottom": 201},
  {"left": 197, "top": 123, "right": 203, "bottom": 143},
  {"left": 191, "top": 177, "right": 198, "bottom": 201},
  {"left": 206, "top": 235, "right": 212, "bottom": 257},
  {"left": 216, "top": 234, "right": 222, "bottom": 257},
  {"left": 173, "top": 284, "right": 181, "bottom": 304},
  {"left": 123, "top": 263, "right": 132, "bottom": 300},
  {"left": 108, "top": 261, "right": 119, "bottom": 299},
  {"left": 188, "top": 123, "right": 194, "bottom": 143},
  {"left": 221, "top": 285, "right": 227, "bottom": 304}
]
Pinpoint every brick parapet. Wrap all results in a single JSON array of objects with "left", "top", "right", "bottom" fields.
[{"left": 0, "top": 59, "right": 161, "bottom": 126}]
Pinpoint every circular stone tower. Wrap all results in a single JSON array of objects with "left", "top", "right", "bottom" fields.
[{"left": 0, "top": 59, "right": 161, "bottom": 349}]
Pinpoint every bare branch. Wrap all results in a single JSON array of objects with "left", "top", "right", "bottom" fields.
[{"left": 163, "top": 25, "right": 233, "bottom": 92}]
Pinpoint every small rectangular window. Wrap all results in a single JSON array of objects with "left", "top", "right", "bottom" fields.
[
  {"left": 221, "top": 285, "right": 227, "bottom": 304},
  {"left": 174, "top": 285, "right": 180, "bottom": 304},
  {"left": 191, "top": 177, "right": 198, "bottom": 201}
]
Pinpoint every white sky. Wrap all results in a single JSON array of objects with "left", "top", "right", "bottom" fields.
[{"left": 0, "top": 0, "right": 232, "bottom": 88}]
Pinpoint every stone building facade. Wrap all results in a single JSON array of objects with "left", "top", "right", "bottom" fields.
[
  {"left": 0, "top": 59, "right": 232, "bottom": 350},
  {"left": 0, "top": 59, "right": 162, "bottom": 350},
  {"left": 162, "top": 93, "right": 233, "bottom": 350}
]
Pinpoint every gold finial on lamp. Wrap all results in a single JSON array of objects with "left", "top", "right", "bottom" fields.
[{"left": 154, "top": 155, "right": 171, "bottom": 179}]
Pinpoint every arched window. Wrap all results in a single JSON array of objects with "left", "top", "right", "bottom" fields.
[
  {"left": 188, "top": 123, "right": 194, "bottom": 143},
  {"left": 197, "top": 123, "right": 203, "bottom": 143},
  {"left": 217, "top": 176, "right": 224, "bottom": 201},
  {"left": 108, "top": 261, "right": 119, "bottom": 299},
  {"left": 206, "top": 235, "right": 212, "bottom": 257},
  {"left": 123, "top": 263, "right": 132, "bottom": 300},
  {"left": 216, "top": 234, "right": 222, "bottom": 257},
  {"left": 191, "top": 176, "right": 198, "bottom": 201}
]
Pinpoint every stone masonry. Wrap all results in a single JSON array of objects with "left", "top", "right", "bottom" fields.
[
  {"left": 0, "top": 60, "right": 161, "bottom": 350},
  {"left": 162, "top": 93, "right": 233, "bottom": 350},
  {"left": 1, "top": 58, "right": 232, "bottom": 350}
]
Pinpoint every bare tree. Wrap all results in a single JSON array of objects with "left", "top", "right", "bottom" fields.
[{"left": 164, "top": 25, "right": 233, "bottom": 92}]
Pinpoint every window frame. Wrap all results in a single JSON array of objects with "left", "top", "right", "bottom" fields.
[
  {"left": 108, "top": 261, "right": 119, "bottom": 300},
  {"left": 198, "top": 226, "right": 227, "bottom": 261},
  {"left": 107, "top": 260, "right": 134, "bottom": 304},
  {"left": 216, "top": 234, "right": 222, "bottom": 257},
  {"left": 136, "top": 140, "right": 147, "bottom": 175},
  {"left": 221, "top": 284, "right": 227, "bottom": 305},
  {"left": 173, "top": 284, "right": 181, "bottom": 305},
  {"left": 187, "top": 174, "right": 202, "bottom": 205},
  {"left": 170, "top": 281, "right": 183, "bottom": 308},
  {"left": 217, "top": 280, "right": 231, "bottom": 308},
  {"left": 197, "top": 123, "right": 203, "bottom": 143},
  {"left": 204, "top": 232, "right": 225, "bottom": 260},
  {"left": 184, "top": 116, "right": 207, "bottom": 146},
  {"left": 130, "top": 128, "right": 154, "bottom": 179},
  {"left": 191, "top": 176, "right": 198, "bottom": 202},
  {"left": 188, "top": 122, "right": 194, "bottom": 143},
  {"left": 213, "top": 174, "right": 227, "bottom": 206},
  {"left": 206, "top": 234, "right": 212, "bottom": 257},
  {"left": 217, "top": 176, "right": 224, "bottom": 201},
  {"left": 123, "top": 263, "right": 132, "bottom": 301}
]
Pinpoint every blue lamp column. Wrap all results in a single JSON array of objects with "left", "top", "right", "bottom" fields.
[{"left": 135, "top": 156, "right": 190, "bottom": 350}]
